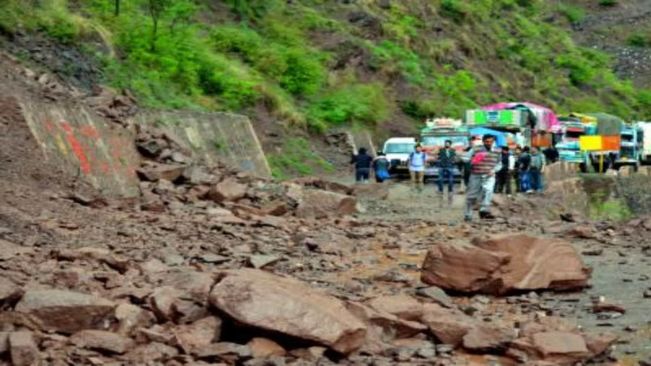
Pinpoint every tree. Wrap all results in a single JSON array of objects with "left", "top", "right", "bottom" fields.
[
  {"left": 114, "top": 0, "right": 120, "bottom": 16},
  {"left": 147, "top": 0, "right": 171, "bottom": 51}
]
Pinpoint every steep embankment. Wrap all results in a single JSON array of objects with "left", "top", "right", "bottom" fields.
[
  {"left": 2, "top": 0, "right": 651, "bottom": 178},
  {"left": 562, "top": 0, "right": 651, "bottom": 90}
]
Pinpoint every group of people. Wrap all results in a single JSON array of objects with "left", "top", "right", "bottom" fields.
[{"left": 350, "top": 135, "right": 554, "bottom": 221}]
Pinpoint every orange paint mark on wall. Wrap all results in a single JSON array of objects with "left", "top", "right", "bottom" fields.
[{"left": 60, "top": 121, "right": 91, "bottom": 174}]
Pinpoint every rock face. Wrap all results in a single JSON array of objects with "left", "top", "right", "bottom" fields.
[
  {"left": 209, "top": 269, "right": 366, "bottom": 354},
  {"left": 421, "top": 234, "right": 591, "bottom": 294},
  {"left": 9, "top": 331, "right": 40, "bottom": 366},
  {"left": 15, "top": 289, "right": 115, "bottom": 334}
]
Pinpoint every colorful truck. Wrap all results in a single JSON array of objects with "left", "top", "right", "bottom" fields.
[
  {"left": 555, "top": 114, "right": 596, "bottom": 168},
  {"left": 419, "top": 118, "right": 469, "bottom": 181},
  {"left": 464, "top": 109, "right": 532, "bottom": 148}
]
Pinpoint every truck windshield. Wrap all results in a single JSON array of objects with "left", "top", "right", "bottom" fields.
[
  {"left": 421, "top": 136, "right": 468, "bottom": 147},
  {"left": 384, "top": 143, "right": 414, "bottom": 154},
  {"left": 621, "top": 134, "right": 634, "bottom": 142},
  {"left": 564, "top": 131, "right": 584, "bottom": 139}
]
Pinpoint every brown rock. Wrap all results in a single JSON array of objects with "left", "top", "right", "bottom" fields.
[
  {"left": 209, "top": 269, "right": 366, "bottom": 354},
  {"left": 115, "top": 303, "right": 156, "bottom": 336},
  {"left": 0, "top": 332, "right": 9, "bottom": 353},
  {"left": 149, "top": 286, "right": 183, "bottom": 321},
  {"left": 532, "top": 331, "right": 589, "bottom": 358},
  {"left": 348, "top": 301, "right": 423, "bottom": 334},
  {"left": 367, "top": 294, "right": 423, "bottom": 321},
  {"left": 207, "top": 178, "right": 247, "bottom": 203},
  {"left": 247, "top": 338, "right": 286, "bottom": 358},
  {"left": 70, "top": 330, "right": 134, "bottom": 354},
  {"left": 15, "top": 289, "right": 115, "bottom": 334},
  {"left": 137, "top": 163, "right": 185, "bottom": 182},
  {"left": 294, "top": 188, "right": 357, "bottom": 219},
  {"left": 583, "top": 332, "right": 618, "bottom": 355},
  {"left": 421, "top": 303, "right": 476, "bottom": 346},
  {"left": 421, "top": 234, "right": 591, "bottom": 294},
  {"left": 566, "top": 225, "right": 595, "bottom": 239},
  {"left": 174, "top": 316, "right": 222, "bottom": 353},
  {"left": 124, "top": 342, "right": 179, "bottom": 364},
  {"left": 592, "top": 302, "right": 626, "bottom": 314},
  {"left": 0, "top": 277, "right": 23, "bottom": 304},
  {"left": 9, "top": 331, "right": 40, "bottom": 366},
  {"left": 163, "top": 270, "right": 215, "bottom": 304},
  {"left": 421, "top": 242, "right": 510, "bottom": 294},
  {"left": 0, "top": 239, "right": 32, "bottom": 260},
  {"left": 461, "top": 324, "right": 516, "bottom": 352}
]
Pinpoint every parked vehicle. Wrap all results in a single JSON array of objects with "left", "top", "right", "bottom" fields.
[
  {"left": 419, "top": 118, "right": 468, "bottom": 181},
  {"left": 382, "top": 137, "right": 416, "bottom": 177},
  {"left": 555, "top": 115, "right": 596, "bottom": 170},
  {"left": 637, "top": 122, "right": 651, "bottom": 165},
  {"left": 465, "top": 108, "right": 531, "bottom": 148},
  {"left": 614, "top": 124, "right": 641, "bottom": 170}
]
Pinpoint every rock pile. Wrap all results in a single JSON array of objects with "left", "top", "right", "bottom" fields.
[{"left": 134, "top": 126, "right": 358, "bottom": 219}]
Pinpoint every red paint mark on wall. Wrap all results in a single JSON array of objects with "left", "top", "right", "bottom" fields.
[
  {"left": 60, "top": 121, "right": 91, "bottom": 174},
  {"left": 80, "top": 125, "right": 100, "bottom": 139}
]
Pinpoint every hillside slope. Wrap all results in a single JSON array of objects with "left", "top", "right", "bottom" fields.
[{"left": 2, "top": 0, "right": 651, "bottom": 177}]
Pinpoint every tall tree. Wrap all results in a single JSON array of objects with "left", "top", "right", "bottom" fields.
[{"left": 147, "top": 0, "right": 170, "bottom": 51}]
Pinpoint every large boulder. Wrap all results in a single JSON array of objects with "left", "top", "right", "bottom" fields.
[
  {"left": 15, "top": 289, "right": 115, "bottom": 334},
  {"left": 292, "top": 186, "right": 357, "bottom": 219},
  {"left": 209, "top": 269, "right": 366, "bottom": 354},
  {"left": 421, "top": 234, "right": 591, "bottom": 295}
]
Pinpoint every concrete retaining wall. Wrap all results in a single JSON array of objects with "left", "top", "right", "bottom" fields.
[
  {"left": 131, "top": 111, "right": 271, "bottom": 179},
  {"left": 19, "top": 99, "right": 141, "bottom": 198}
]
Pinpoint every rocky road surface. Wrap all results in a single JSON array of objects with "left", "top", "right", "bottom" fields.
[{"left": 1, "top": 52, "right": 650, "bottom": 366}]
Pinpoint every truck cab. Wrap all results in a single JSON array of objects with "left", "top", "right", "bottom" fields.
[
  {"left": 615, "top": 124, "right": 640, "bottom": 169},
  {"left": 419, "top": 118, "right": 468, "bottom": 181},
  {"left": 382, "top": 137, "right": 416, "bottom": 176},
  {"left": 555, "top": 117, "right": 591, "bottom": 165}
]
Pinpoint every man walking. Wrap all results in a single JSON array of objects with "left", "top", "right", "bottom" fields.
[
  {"left": 518, "top": 146, "right": 532, "bottom": 193},
  {"left": 372, "top": 152, "right": 391, "bottom": 183},
  {"left": 436, "top": 140, "right": 456, "bottom": 205},
  {"left": 495, "top": 146, "right": 515, "bottom": 196},
  {"left": 464, "top": 135, "right": 502, "bottom": 221},
  {"left": 408, "top": 144, "right": 427, "bottom": 191},
  {"left": 350, "top": 147, "right": 373, "bottom": 183}
]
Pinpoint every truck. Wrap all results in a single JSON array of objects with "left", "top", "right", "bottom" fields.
[
  {"left": 382, "top": 137, "right": 416, "bottom": 177},
  {"left": 464, "top": 109, "right": 532, "bottom": 148},
  {"left": 614, "top": 124, "right": 641, "bottom": 169},
  {"left": 555, "top": 115, "right": 596, "bottom": 169},
  {"left": 636, "top": 122, "right": 651, "bottom": 165},
  {"left": 419, "top": 118, "right": 469, "bottom": 182}
]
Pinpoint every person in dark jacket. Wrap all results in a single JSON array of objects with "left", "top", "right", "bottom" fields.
[
  {"left": 436, "top": 140, "right": 457, "bottom": 204},
  {"left": 350, "top": 147, "right": 373, "bottom": 183},
  {"left": 495, "top": 146, "right": 515, "bottom": 195},
  {"left": 372, "top": 152, "right": 391, "bottom": 183},
  {"left": 518, "top": 146, "right": 532, "bottom": 192}
]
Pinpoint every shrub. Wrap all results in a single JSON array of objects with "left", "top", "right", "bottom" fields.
[
  {"left": 558, "top": 4, "right": 585, "bottom": 24},
  {"left": 308, "top": 83, "right": 390, "bottom": 126},
  {"left": 599, "top": 0, "right": 618, "bottom": 7},
  {"left": 440, "top": 0, "right": 470, "bottom": 22},
  {"left": 628, "top": 33, "right": 650, "bottom": 47}
]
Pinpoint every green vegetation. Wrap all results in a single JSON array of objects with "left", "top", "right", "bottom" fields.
[
  {"left": 2, "top": 0, "right": 651, "bottom": 178},
  {"left": 599, "top": 0, "right": 618, "bottom": 7},
  {"left": 589, "top": 197, "right": 632, "bottom": 221},
  {"left": 267, "top": 138, "right": 334, "bottom": 180},
  {"left": 628, "top": 32, "right": 651, "bottom": 47},
  {"left": 557, "top": 4, "right": 586, "bottom": 24}
]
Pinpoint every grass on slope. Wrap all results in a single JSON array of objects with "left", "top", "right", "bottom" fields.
[{"left": 2, "top": 0, "right": 651, "bottom": 177}]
